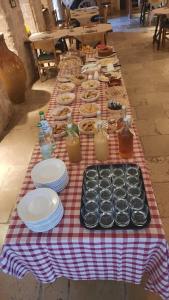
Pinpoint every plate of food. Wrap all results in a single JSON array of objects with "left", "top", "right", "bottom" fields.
[
  {"left": 81, "top": 90, "right": 100, "bottom": 102},
  {"left": 79, "top": 103, "right": 100, "bottom": 118},
  {"left": 78, "top": 118, "right": 96, "bottom": 135},
  {"left": 99, "top": 75, "right": 109, "bottom": 83},
  {"left": 57, "top": 76, "right": 71, "bottom": 83},
  {"left": 81, "top": 80, "right": 100, "bottom": 90},
  {"left": 51, "top": 106, "right": 72, "bottom": 120},
  {"left": 57, "top": 93, "right": 75, "bottom": 105},
  {"left": 52, "top": 121, "right": 67, "bottom": 138},
  {"left": 58, "top": 82, "right": 75, "bottom": 93}
]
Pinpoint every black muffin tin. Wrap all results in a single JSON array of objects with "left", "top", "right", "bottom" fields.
[{"left": 80, "top": 163, "right": 151, "bottom": 230}]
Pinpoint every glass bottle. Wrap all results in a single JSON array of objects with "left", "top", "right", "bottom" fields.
[
  {"left": 67, "top": 112, "right": 79, "bottom": 135},
  {"left": 116, "top": 105, "right": 126, "bottom": 130},
  {"left": 118, "top": 115, "right": 133, "bottom": 159},
  {"left": 94, "top": 113, "right": 109, "bottom": 162},
  {"left": 38, "top": 123, "right": 52, "bottom": 159},
  {"left": 66, "top": 124, "right": 81, "bottom": 163}
]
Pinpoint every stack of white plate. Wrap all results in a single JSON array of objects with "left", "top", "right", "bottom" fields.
[
  {"left": 17, "top": 188, "right": 64, "bottom": 232},
  {"left": 31, "top": 158, "right": 69, "bottom": 192}
]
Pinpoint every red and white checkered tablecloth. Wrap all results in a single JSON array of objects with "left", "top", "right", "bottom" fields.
[{"left": 1, "top": 54, "right": 169, "bottom": 300}]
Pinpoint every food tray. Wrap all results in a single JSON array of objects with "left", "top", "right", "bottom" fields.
[{"left": 80, "top": 163, "right": 151, "bottom": 230}]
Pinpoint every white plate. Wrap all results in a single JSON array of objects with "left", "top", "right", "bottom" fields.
[
  {"left": 81, "top": 80, "right": 100, "bottom": 90},
  {"left": 31, "top": 158, "right": 66, "bottom": 185},
  {"left": 81, "top": 63, "right": 100, "bottom": 74},
  {"left": 17, "top": 188, "right": 60, "bottom": 223},
  {"left": 27, "top": 205, "right": 64, "bottom": 232},
  {"left": 58, "top": 82, "right": 75, "bottom": 93},
  {"left": 57, "top": 92, "right": 75, "bottom": 105},
  {"left": 26, "top": 200, "right": 63, "bottom": 226}
]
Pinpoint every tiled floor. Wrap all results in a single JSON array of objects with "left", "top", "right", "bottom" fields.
[{"left": 0, "top": 15, "right": 169, "bottom": 300}]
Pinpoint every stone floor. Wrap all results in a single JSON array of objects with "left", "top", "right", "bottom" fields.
[{"left": 0, "top": 15, "right": 169, "bottom": 300}]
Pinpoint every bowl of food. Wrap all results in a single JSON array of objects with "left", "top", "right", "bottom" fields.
[
  {"left": 52, "top": 121, "right": 67, "bottom": 138},
  {"left": 58, "top": 82, "right": 75, "bottom": 93},
  {"left": 81, "top": 80, "right": 100, "bottom": 90},
  {"left": 51, "top": 106, "right": 72, "bottom": 121},
  {"left": 72, "top": 74, "right": 87, "bottom": 86},
  {"left": 78, "top": 118, "right": 96, "bottom": 135},
  {"left": 57, "top": 93, "right": 75, "bottom": 105},
  {"left": 81, "top": 90, "right": 100, "bottom": 102},
  {"left": 79, "top": 103, "right": 100, "bottom": 118},
  {"left": 107, "top": 100, "right": 122, "bottom": 121}
]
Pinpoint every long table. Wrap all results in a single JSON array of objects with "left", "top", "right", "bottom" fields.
[
  {"left": 71, "top": 6, "right": 99, "bottom": 26},
  {"left": 1, "top": 51, "right": 169, "bottom": 300},
  {"left": 29, "top": 24, "right": 112, "bottom": 46}
]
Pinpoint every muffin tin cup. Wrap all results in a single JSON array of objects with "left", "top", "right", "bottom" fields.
[{"left": 80, "top": 164, "right": 151, "bottom": 230}]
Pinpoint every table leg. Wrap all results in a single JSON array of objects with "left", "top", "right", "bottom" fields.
[{"left": 153, "top": 15, "right": 164, "bottom": 50}]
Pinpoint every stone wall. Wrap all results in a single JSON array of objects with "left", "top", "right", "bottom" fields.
[{"left": 19, "top": 0, "right": 37, "bottom": 33}]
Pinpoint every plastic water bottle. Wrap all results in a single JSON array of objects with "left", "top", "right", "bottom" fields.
[
  {"left": 39, "top": 111, "right": 55, "bottom": 152},
  {"left": 38, "top": 123, "right": 52, "bottom": 159}
]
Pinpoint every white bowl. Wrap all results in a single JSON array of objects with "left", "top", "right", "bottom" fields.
[
  {"left": 57, "top": 93, "right": 75, "bottom": 105},
  {"left": 58, "top": 82, "right": 75, "bottom": 93},
  {"left": 79, "top": 103, "right": 100, "bottom": 117},
  {"left": 81, "top": 80, "right": 100, "bottom": 90},
  {"left": 80, "top": 90, "right": 100, "bottom": 102},
  {"left": 31, "top": 158, "right": 67, "bottom": 186},
  {"left": 17, "top": 188, "right": 60, "bottom": 223},
  {"left": 78, "top": 118, "right": 96, "bottom": 135},
  {"left": 51, "top": 106, "right": 72, "bottom": 121}
]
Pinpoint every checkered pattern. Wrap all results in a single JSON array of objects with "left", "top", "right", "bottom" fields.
[{"left": 1, "top": 55, "right": 169, "bottom": 300}]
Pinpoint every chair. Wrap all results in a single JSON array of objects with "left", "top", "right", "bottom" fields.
[
  {"left": 140, "top": 0, "right": 150, "bottom": 25},
  {"left": 78, "top": 0, "right": 96, "bottom": 8},
  {"left": 32, "top": 39, "right": 60, "bottom": 81},
  {"left": 91, "top": 3, "right": 110, "bottom": 23},
  {"left": 56, "top": 35, "right": 82, "bottom": 53},
  {"left": 161, "top": 17, "right": 169, "bottom": 47},
  {"left": 140, "top": 0, "right": 163, "bottom": 25}
]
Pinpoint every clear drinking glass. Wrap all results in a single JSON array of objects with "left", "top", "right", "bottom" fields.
[
  {"left": 129, "top": 196, "right": 144, "bottom": 211},
  {"left": 112, "top": 167, "right": 124, "bottom": 178},
  {"left": 100, "top": 189, "right": 112, "bottom": 202},
  {"left": 131, "top": 205, "right": 148, "bottom": 227},
  {"left": 84, "top": 189, "right": 98, "bottom": 202},
  {"left": 113, "top": 187, "right": 126, "bottom": 199},
  {"left": 114, "top": 198, "right": 129, "bottom": 212},
  {"left": 99, "top": 212, "right": 114, "bottom": 228},
  {"left": 86, "top": 169, "right": 98, "bottom": 180},
  {"left": 100, "top": 200, "right": 113, "bottom": 213},
  {"left": 126, "top": 166, "right": 139, "bottom": 178},
  {"left": 128, "top": 187, "right": 141, "bottom": 199},
  {"left": 126, "top": 176, "right": 140, "bottom": 188},
  {"left": 86, "top": 180, "right": 98, "bottom": 191},
  {"left": 84, "top": 211, "right": 99, "bottom": 228},
  {"left": 84, "top": 200, "right": 99, "bottom": 213},
  {"left": 99, "top": 178, "right": 111, "bottom": 191},
  {"left": 114, "top": 211, "right": 130, "bottom": 227},
  {"left": 113, "top": 177, "right": 125, "bottom": 189},
  {"left": 99, "top": 168, "right": 111, "bottom": 179}
]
